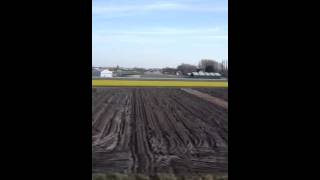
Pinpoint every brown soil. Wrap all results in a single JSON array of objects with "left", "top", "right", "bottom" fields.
[
  {"left": 92, "top": 88, "right": 228, "bottom": 175},
  {"left": 181, "top": 88, "right": 228, "bottom": 110},
  {"left": 193, "top": 88, "right": 228, "bottom": 101}
]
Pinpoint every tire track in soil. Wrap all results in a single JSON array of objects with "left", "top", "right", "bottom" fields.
[
  {"left": 181, "top": 88, "right": 228, "bottom": 110},
  {"left": 92, "top": 88, "right": 133, "bottom": 173},
  {"left": 193, "top": 88, "right": 228, "bottom": 101},
  {"left": 92, "top": 88, "right": 228, "bottom": 175}
]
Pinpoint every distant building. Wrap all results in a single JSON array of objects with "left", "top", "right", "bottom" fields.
[
  {"left": 162, "top": 68, "right": 177, "bottom": 75},
  {"left": 115, "top": 69, "right": 140, "bottom": 77},
  {"left": 189, "top": 71, "right": 221, "bottom": 79},
  {"left": 144, "top": 70, "right": 162, "bottom": 75},
  {"left": 100, "top": 69, "right": 113, "bottom": 77},
  {"left": 92, "top": 68, "right": 101, "bottom": 77}
]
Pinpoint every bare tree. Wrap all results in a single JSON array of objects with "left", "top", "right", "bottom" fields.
[
  {"left": 177, "top": 63, "right": 197, "bottom": 75},
  {"left": 162, "top": 67, "right": 177, "bottom": 75},
  {"left": 220, "top": 59, "right": 228, "bottom": 77},
  {"left": 198, "top": 59, "right": 219, "bottom": 72}
]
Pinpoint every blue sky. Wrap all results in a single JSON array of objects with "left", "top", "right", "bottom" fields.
[{"left": 93, "top": 0, "right": 228, "bottom": 68}]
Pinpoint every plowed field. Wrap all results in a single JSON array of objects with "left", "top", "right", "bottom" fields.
[
  {"left": 193, "top": 88, "right": 228, "bottom": 101},
  {"left": 92, "top": 87, "right": 228, "bottom": 175}
]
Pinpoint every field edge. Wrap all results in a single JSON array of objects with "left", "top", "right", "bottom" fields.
[{"left": 92, "top": 80, "right": 228, "bottom": 87}]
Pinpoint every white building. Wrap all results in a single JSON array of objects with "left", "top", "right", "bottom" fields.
[
  {"left": 189, "top": 71, "right": 222, "bottom": 78},
  {"left": 100, "top": 69, "right": 113, "bottom": 78}
]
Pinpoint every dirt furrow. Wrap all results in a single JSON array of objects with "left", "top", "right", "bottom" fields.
[{"left": 92, "top": 87, "right": 228, "bottom": 175}]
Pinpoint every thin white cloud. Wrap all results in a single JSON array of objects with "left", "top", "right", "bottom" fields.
[
  {"left": 94, "top": 27, "right": 226, "bottom": 36},
  {"left": 92, "top": 27, "right": 228, "bottom": 44},
  {"left": 93, "top": 2, "right": 227, "bottom": 16}
]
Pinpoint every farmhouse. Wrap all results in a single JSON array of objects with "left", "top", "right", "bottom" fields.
[{"left": 100, "top": 69, "right": 113, "bottom": 78}]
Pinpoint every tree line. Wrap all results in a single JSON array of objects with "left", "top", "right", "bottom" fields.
[
  {"left": 93, "top": 59, "right": 228, "bottom": 77},
  {"left": 177, "top": 59, "right": 228, "bottom": 76}
]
